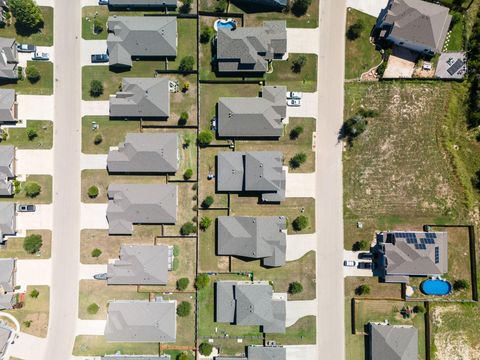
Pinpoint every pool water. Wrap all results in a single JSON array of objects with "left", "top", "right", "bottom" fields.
[
  {"left": 420, "top": 279, "right": 452, "bottom": 295},
  {"left": 217, "top": 21, "right": 235, "bottom": 29}
]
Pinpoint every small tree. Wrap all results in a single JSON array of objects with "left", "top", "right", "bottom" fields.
[
  {"left": 199, "top": 342, "right": 213, "bottom": 356},
  {"left": 91, "top": 248, "right": 102, "bottom": 258},
  {"left": 352, "top": 240, "right": 369, "bottom": 251},
  {"left": 292, "top": 215, "right": 309, "bottom": 231},
  {"left": 177, "top": 277, "right": 190, "bottom": 291},
  {"left": 180, "top": 221, "right": 196, "bottom": 235},
  {"left": 289, "top": 126, "right": 304, "bottom": 140},
  {"left": 24, "top": 181, "right": 41, "bottom": 198},
  {"left": 195, "top": 273, "right": 209, "bottom": 290},
  {"left": 200, "top": 25, "right": 214, "bottom": 44},
  {"left": 9, "top": 0, "right": 44, "bottom": 31},
  {"left": 291, "top": 0, "right": 312, "bottom": 16},
  {"left": 183, "top": 133, "right": 193, "bottom": 148},
  {"left": 179, "top": 56, "right": 195, "bottom": 72},
  {"left": 183, "top": 168, "right": 193, "bottom": 180},
  {"left": 176, "top": 301, "right": 192, "bottom": 317},
  {"left": 29, "top": 288, "right": 39, "bottom": 298},
  {"left": 87, "top": 185, "right": 99, "bottom": 198},
  {"left": 215, "top": 0, "right": 227, "bottom": 12},
  {"left": 199, "top": 216, "right": 212, "bottom": 231},
  {"left": 355, "top": 284, "right": 370, "bottom": 296},
  {"left": 26, "top": 128, "right": 38, "bottom": 140},
  {"left": 179, "top": 111, "right": 189, "bottom": 126},
  {"left": 87, "top": 303, "right": 99, "bottom": 315},
  {"left": 201, "top": 195, "right": 214, "bottom": 208},
  {"left": 288, "top": 281, "right": 303, "bottom": 295},
  {"left": 413, "top": 305, "right": 425, "bottom": 314},
  {"left": 453, "top": 279, "right": 469, "bottom": 291},
  {"left": 23, "top": 234, "right": 43, "bottom": 254},
  {"left": 94, "top": 133, "right": 103, "bottom": 145},
  {"left": 90, "top": 80, "right": 104, "bottom": 98},
  {"left": 93, "top": 18, "right": 103, "bottom": 34},
  {"left": 341, "top": 115, "right": 368, "bottom": 144},
  {"left": 23, "top": 320, "right": 32, "bottom": 328},
  {"left": 198, "top": 130, "right": 213, "bottom": 147},
  {"left": 290, "top": 152, "right": 307, "bottom": 169},
  {"left": 179, "top": 0, "right": 192, "bottom": 13},
  {"left": 346, "top": 21, "right": 364, "bottom": 41},
  {"left": 26, "top": 65, "right": 40, "bottom": 83},
  {"left": 182, "top": 81, "right": 190, "bottom": 92},
  {"left": 291, "top": 55, "right": 307, "bottom": 73}
]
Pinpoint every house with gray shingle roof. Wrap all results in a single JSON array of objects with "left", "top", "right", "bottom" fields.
[
  {"left": 108, "top": 0, "right": 177, "bottom": 8},
  {"left": 216, "top": 151, "right": 285, "bottom": 203},
  {"left": 106, "top": 184, "right": 177, "bottom": 235},
  {"left": 215, "top": 281, "right": 286, "bottom": 333},
  {"left": 107, "top": 133, "right": 178, "bottom": 173},
  {"left": 234, "top": 0, "right": 287, "bottom": 10},
  {"left": 215, "top": 345, "right": 286, "bottom": 360},
  {"left": 217, "top": 216, "right": 286, "bottom": 267},
  {"left": 376, "top": 0, "right": 452, "bottom": 55},
  {"left": 216, "top": 21, "right": 287, "bottom": 74},
  {"left": 105, "top": 298, "right": 176, "bottom": 342},
  {"left": 0, "top": 146, "right": 14, "bottom": 196},
  {"left": 0, "top": 37, "right": 18, "bottom": 80},
  {"left": 0, "top": 202, "right": 15, "bottom": 242},
  {"left": 102, "top": 356, "right": 170, "bottom": 360},
  {"left": 369, "top": 323, "right": 418, "bottom": 360},
  {"left": 107, "top": 16, "right": 177, "bottom": 68},
  {"left": 374, "top": 231, "right": 448, "bottom": 284},
  {"left": 0, "top": 90, "right": 17, "bottom": 124},
  {"left": 0, "top": 322, "right": 13, "bottom": 358},
  {"left": 218, "top": 86, "right": 286, "bottom": 138},
  {"left": 107, "top": 244, "right": 172, "bottom": 285},
  {"left": 110, "top": 78, "right": 170, "bottom": 119},
  {"left": 0, "top": 258, "right": 15, "bottom": 310}
]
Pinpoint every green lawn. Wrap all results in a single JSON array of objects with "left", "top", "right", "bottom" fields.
[
  {"left": 166, "top": 18, "right": 198, "bottom": 71},
  {"left": 73, "top": 335, "right": 160, "bottom": 356},
  {"left": 198, "top": 209, "right": 230, "bottom": 272},
  {"left": 198, "top": 147, "right": 229, "bottom": 208},
  {"left": 3, "top": 175, "right": 53, "bottom": 204},
  {"left": 0, "top": 61, "right": 53, "bottom": 95},
  {"left": 266, "top": 316, "right": 316, "bottom": 344},
  {"left": 446, "top": 19, "right": 464, "bottom": 51},
  {"left": 0, "top": 7, "right": 54, "bottom": 46},
  {"left": 266, "top": 54, "right": 318, "bottom": 92},
  {"left": 344, "top": 8, "right": 381, "bottom": 80},
  {"left": 4, "top": 120, "right": 53, "bottom": 149},
  {"left": 0, "top": 230, "right": 51, "bottom": 259}
]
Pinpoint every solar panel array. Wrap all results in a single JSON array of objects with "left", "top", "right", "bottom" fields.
[
  {"left": 435, "top": 247, "right": 440, "bottom": 263},
  {"left": 415, "top": 244, "right": 427, "bottom": 250}
]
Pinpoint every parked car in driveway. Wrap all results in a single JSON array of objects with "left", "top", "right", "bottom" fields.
[
  {"left": 91, "top": 54, "right": 109, "bottom": 63},
  {"left": 358, "top": 252, "right": 373, "bottom": 260},
  {"left": 98, "top": 0, "right": 109, "bottom": 4},
  {"left": 286, "top": 91, "right": 303, "bottom": 99},
  {"left": 17, "top": 204, "right": 36, "bottom": 212},
  {"left": 17, "top": 44, "right": 36, "bottom": 53},
  {"left": 32, "top": 52, "right": 49, "bottom": 61},
  {"left": 343, "top": 260, "right": 356, "bottom": 267},
  {"left": 358, "top": 262, "right": 372, "bottom": 269},
  {"left": 287, "top": 99, "right": 301, "bottom": 107},
  {"left": 93, "top": 273, "right": 108, "bottom": 280}
]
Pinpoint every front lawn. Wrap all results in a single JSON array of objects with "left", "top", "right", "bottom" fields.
[
  {"left": 0, "top": 230, "right": 51, "bottom": 259},
  {"left": 266, "top": 316, "right": 316, "bottom": 344},
  {"left": 4, "top": 120, "right": 53, "bottom": 149},
  {"left": 73, "top": 335, "right": 159, "bottom": 356},
  {"left": 0, "top": 61, "right": 53, "bottom": 95},
  {"left": 2, "top": 175, "right": 53, "bottom": 204},
  {"left": 0, "top": 7, "right": 54, "bottom": 46},
  {"left": 266, "top": 54, "right": 317, "bottom": 92}
]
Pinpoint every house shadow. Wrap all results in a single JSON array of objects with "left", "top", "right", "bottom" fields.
[{"left": 230, "top": 0, "right": 283, "bottom": 14}]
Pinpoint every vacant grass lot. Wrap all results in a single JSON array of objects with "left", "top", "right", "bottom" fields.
[
  {"left": 73, "top": 335, "right": 159, "bottom": 356},
  {"left": 2, "top": 175, "right": 53, "bottom": 204},
  {"left": 0, "top": 61, "right": 53, "bottom": 95},
  {"left": 199, "top": 147, "right": 229, "bottom": 208},
  {"left": 231, "top": 251, "right": 316, "bottom": 300},
  {"left": 345, "top": 8, "right": 381, "bottom": 80},
  {"left": 266, "top": 316, "right": 316, "bottom": 345},
  {"left": 4, "top": 120, "right": 53, "bottom": 149},
  {"left": 198, "top": 209, "right": 229, "bottom": 272},
  {"left": 0, "top": 230, "right": 51, "bottom": 259},
  {"left": 0, "top": 7, "right": 54, "bottom": 45},
  {"left": 266, "top": 54, "right": 317, "bottom": 92}
]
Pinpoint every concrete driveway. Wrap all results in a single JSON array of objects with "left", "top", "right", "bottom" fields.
[
  {"left": 285, "top": 345, "right": 318, "bottom": 360},
  {"left": 17, "top": 95, "right": 54, "bottom": 121},
  {"left": 343, "top": 250, "right": 374, "bottom": 277},
  {"left": 75, "top": 320, "right": 106, "bottom": 336},
  {"left": 81, "top": 100, "right": 109, "bottom": 116},
  {"left": 81, "top": 40, "right": 108, "bottom": 66},
  {"left": 16, "top": 205, "right": 53, "bottom": 232},
  {"left": 15, "top": 149, "right": 53, "bottom": 175},
  {"left": 346, "top": 0, "right": 387, "bottom": 17},
  {"left": 286, "top": 234, "right": 317, "bottom": 261},
  {"left": 82, "top": 0, "right": 101, "bottom": 6},
  {"left": 79, "top": 264, "right": 108, "bottom": 280},
  {"left": 286, "top": 299, "right": 317, "bottom": 327},
  {"left": 5, "top": 332, "right": 47, "bottom": 360},
  {"left": 287, "top": 28, "right": 320, "bottom": 54},
  {"left": 286, "top": 92, "right": 318, "bottom": 118},
  {"left": 285, "top": 171, "right": 316, "bottom": 198},
  {"left": 80, "top": 203, "right": 108, "bottom": 229},
  {"left": 18, "top": 47, "right": 55, "bottom": 68},
  {"left": 81, "top": 154, "right": 107, "bottom": 170},
  {"left": 16, "top": 259, "right": 52, "bottom": 288}
]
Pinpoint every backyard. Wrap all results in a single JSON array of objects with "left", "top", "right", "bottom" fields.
[
  {"left": 73, "top": 335, "right": 159, "bottom": 356},
  {"left": 198, "top": 209, "right": 230, "bottom": 272}
]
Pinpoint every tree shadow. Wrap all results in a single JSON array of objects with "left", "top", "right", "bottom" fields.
[{"left": 14, "top": 21, "right": 44, "bottom": 37}]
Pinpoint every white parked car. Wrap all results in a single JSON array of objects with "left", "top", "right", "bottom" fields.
[
  {"left": 287, "top": 99, "right": 301, "bottom": 107},
  {"left": 286, "top": 91, "right": 303, "bottom": 99},
  {"left": 343, "top": 260, "right": 356, "bottom": 267},
  {"left": 422, "top": 62, "right": 432, "bottom": 71}
]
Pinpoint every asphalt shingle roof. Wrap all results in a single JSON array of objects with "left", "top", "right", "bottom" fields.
[
  {"left": 370, "top": 323, "right": 418, "bottom": 360},
  {"left": 0, "top": 145, "right": 14, "bottom": 196},
  {"left": 108, "top": 0, "right": 177, "bottom": 7},
  {"left": 0, "top": 202, "right": 15, "bottom": 240},
  {"left": 0, "top": 37, "right": 17, "bottom": 79},
  {"left": 0, "top": 90, "right": 16, "bottom": 124}
]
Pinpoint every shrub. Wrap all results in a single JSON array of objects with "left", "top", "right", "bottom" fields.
[
  {"left": 93, "top": 18, "right": 103, "bottom": 33},
  {"left": 23, "top": 234, "right": 43, "bottom": 254},
  {"left": 355, "top": 284, "right": 370, "bottom": 296},
  {"left": 198, "top": 130, "right": 213, "bottom": 147},
  {"left": 23, "top": 320, "right": 32, "bottom": 328},
  {"left": 9, "top": 0, "right": 44, "bottom": 30},
  {"left": 177, "top": 277, "right": 189, "bottom": 291},
  {"left": 358, "top": 108, "right": 379, "bottom": 118},
  {"left": 200, "top": 25, "right": 214, "bottom": 43},
  {"left": 90, "top": 80, "right": 104, "bottom": 97},
  {"left": 24, "top": 181, "right": 41, "bottom": 198},
  {"left": 91, "top": 248, "right": 102, "bottom": 258},
  {"left": 179, "top": 0, "right": 192, "bottom": 13},
  {"left": 201, "top": 195, "right": 214, "bottom": 208},
  {"left": 292, "top": 215, "right": 309, "bottom": 231},
  {"left": 87, "top": 185, "right": 99, "bottom": 198},
  {"left": 87, "top": 303, "right": 99, "bottom": 315},
  {"left": 199, "top": 342, "right": 213, "bottom": 356},
  {"left": 183, "top": 133, "right": 192, "bottom": 148},
  {"left": 26, "top": 128, "right": 38, "bottom": 140},
  {"left": 289, "top": 126, "right": 304, "bottom": 140},
  {"left": 291, "top": 55, "right": 307, "bottom": 73},
  {"left": 413, "top": 305, "right": 425, "bottom": 314},
  {"left": 17, "top": 66, "right": 23, "bottom": 80},
  {"left": 183, "top": 168, "right": 193, "bottom": 180},
  {"left": 450, "top": 11, "right": 462, "bottom": 30},
  {"left": 341, "top": 115, "right": 368, "bottom": 144},
  {"left": 195, "top": 273, "right": 209, "bottom": 290},
  {"left": 13, "top": 179, "right": 20, "bottom": 194},
  {"left": 199, "top": 216, "right": 212, "bottom": 231},
  {"left": 288, "top": 281, "right": 303, "bottom": 294},
  {"left": 289, "top": 152, "right": 307, "bottom": 169},
  {"left": 176, "top": 301, "right": 192, "bottom": 317},
  {"left": 179, "top": 55, "right": 195, "bottom": 72},
  {"left": 173, "top": 245, "right": 180, "bottom": 256},
  {"left": 29, "top": 288, "right": 39, "bottom": 298},
  {"left": 346, "top": 21, "right": 364, "bottom": 41},
  {"left": 182, "top": 81, "right": 190, "bottom": 92},
  {"left": 215, "top": 0, "right": 227, "bottom": 12},
  {"left": 172, "top": 258, "right": 179, "bottom": 271},
  {"left": 179, "top": 111, "right": 189, "bottom": 126},
  {"left": 26, "top": 65, "right": 40, "bottom": 83},
  {"left": 291, "top": 0, "right": 311, "bottom": 16},
  {"left": 180, "top": 221, "right": 196, "bottom": 235},
  {"left": 94, "top": 133, "right": 103, "bottom": 145},
  {"left": 352, "top": 240, "right": 369, "bottom": 251},
  {"left": 453, "top": 279, "right": 469, "bottom": 291}
]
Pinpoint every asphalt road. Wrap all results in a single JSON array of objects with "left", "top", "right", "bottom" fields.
[
  {"left": 316, "top": 0, "right": 347, "bottom": 359},
  {"left": 43, "top": 0, "right": 82, "bottom": 358}
]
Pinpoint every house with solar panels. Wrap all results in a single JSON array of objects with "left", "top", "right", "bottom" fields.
[{"left": 373, "top": 231, "right": 448, "bottom": 284}]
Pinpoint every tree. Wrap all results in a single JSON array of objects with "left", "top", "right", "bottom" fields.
[
  {"left": 291, "top": 55, "right": 307, "bottom": 73},
  {"left": 215, "top": 0, "right": 227, "bottom": 12},
  {"left": 23, "top": 320, "right": 32, "bottom": 327},
  {"left": 358, "top": 108, "right": 379, "bottom": 118},
  {"left": 26, "top": 128, "right": 38, "bottom": 140},
  {"left": 200, "top": 25, "right": 214, "bottom": 44},
  {"left": 453, "top": 279, "right": 469, "bottom": 291},
  {"left": 199, "top": 342, "right": 213, "bottom": 356},
  {"left": 176, "top": 301, "right": 192, "bottom": 317},
  {"left": 291, "top": 0, "right": 311, "bottom": 17},
  {"left": 179, "top": 0, "right": 192, "bottom": 13},
  {"left": 413, "top": 305, "right": 425, "bottom": 314},
  {"left": 199, "top": 216, "right": 212, "bottom": 231},
  {"left": 24, "top": 181, "right": 41, "bottom": 197},
  {"left": 29, "top": 288, "right": 39, "bottom": 298},
  {"left": 292, "top": 215, "right": 309, "bottom": 231},
  {"left": 341, "top": 115, "right": 368, "bottom": 144},
  {"left": 195, "top": 273, "right": 209, "bottom": 290},
  {"left": 179, "top": 111, "right": 189, "bottom": 126},
  {"left": 182, "top": 82, "right": 190, "bottom": 93},
  {"left": 288, "top": 281, "right": 303, "bottom": 294},
  {"left": 9, "top": 0, "right": 44, "bottom": 31},
  {"left": 346, "top": 21, "right": 364, "bottom": 41},
  {"left": 87, "top": 303, "right": 99, "bottom": 314},
  {"left": 93, "top": 18, "right": 103, "bottom": 34},
  {"left": 87, "top": 185, "right": 99, "bottom": 198},
  {"left": 183, "top": 133, "right": 192, "bottom": 148},
  {"left": 183, "top": 168, "right": 193, "bottom": 180},
  {"left": 201, "top": 195, "right": 214, "bottom": 208},
  {"left": 26, "top": 65, "right": 40, "bottom": 83},
  {"left": 177, "top": 277, "right": 189, "bottom": 291},
  {"left": 355, "top": 284, "right": 370, "bottom": 296},
  {"left": 179, "top": 56, "right": 195, "bottom": 71},
  {"left": 289, "top": 152, "right": 307, "bottom": 169},
  {"left": 352, "top": 240, "right": 369, "bottom": 251},
  {"left": 289, "top": 125, "right": 304, "bottom": 140},
  {"left": 177, "top": 353, "right": 189, "bottom": 360},
  {"left": 91, "top": 248, "right": 102, "bottom": 258},
  {"left": 23, "top": 234, "right": 43, "bottom": 254},
  {"left": 198, "top": 130, "right": 213, "bottom": 147},
  {"left": 180, "top": 221, "right": 196, "bottom": 235},
  {"left": 94, "top": 133, "right": 103, "bottom": 145},
  {"left": 90, "top": 80, "right": 104, "bottom": 97}
]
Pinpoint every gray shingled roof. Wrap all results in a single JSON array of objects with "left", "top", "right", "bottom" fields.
[
  {"left": 110, "top": 78, "right": 170, "bottom": 119},
  {"left": 376, "top": 231, "right": 448, "bottom": 282},
  {"left": 235, "top": 0, "right": 287, "bottom": 9},
  {"left": 248, "top": 345, "right": 286, "bottom": 360},
  {"left": 107, "top": 133, "right": 178, "bottom": 173},
  {"left": 370, "top": 323, "right": 418, "bottom": 360},
  {"left": 102, "top": 356, "right": 170, "bottom": 360},
  {"left": 218, "top": 86, "right": 286, "bottom": 138},
  {"left": 216, "top": 152, "right": 285, "bottom": 202},
  {"left": 108, "top": 0, "right": 177, "bottom": 7},
  {"left": 0, "top": 258, "right": 15, "bottom": 310},
  {"left": 217, "top": 216, "right": 286, "bottom": 267},
  {"left": 0, "top": 202, "right": 15, "bottom": 240},
  {"left": 107, "top": 16, "right": 177, "bottom": 67},
  {"left": 0, "top": 37, "right": 18, "bottom": 80},
  {"left": 378, "top": 0, "right": 452, "bottom": 53},
  {"left": 107, "top": 184, "right": 177, "bottom": 235},
  {"left": 107, "top": 245, "right": 170, "bottom": 285},
  {"left": 216, "top": 21, "right": 286, "bottom": 73},
  {"left": 0, "top": 90, "right": 16, "bottom": 124},
  {"left": 105, "top": 299, "right": 176, "bottom": 342},
  {"left": 215, "top": 281, "right": 286, "bottom": 333},
  {"left": 0, "top": 145, "right": 14, "bottom": 196},
  {"left": 0, "top": 323, "right": 12, "bottom": 356}
]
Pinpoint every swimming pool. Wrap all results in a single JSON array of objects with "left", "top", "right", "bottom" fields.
[
  {"left": 420, "top": 279, "right": 452, "bottom": 296},
  {"left": 214, "top": 19, "right": 237, "bottom": 31}
]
